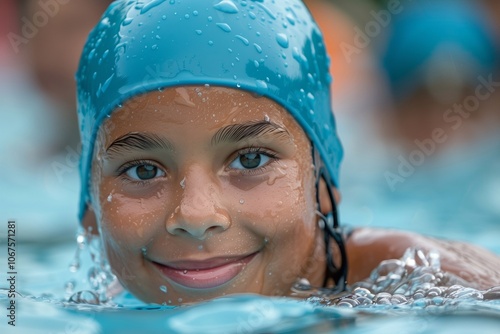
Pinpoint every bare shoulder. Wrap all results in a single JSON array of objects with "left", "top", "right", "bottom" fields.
[{"left": 345, "top": 227, "right": 500, "bottom": 289}]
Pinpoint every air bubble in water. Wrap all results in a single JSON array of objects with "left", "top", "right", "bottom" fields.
[{"left": 65, "top": 280, "right": 76, "bottom": 293}]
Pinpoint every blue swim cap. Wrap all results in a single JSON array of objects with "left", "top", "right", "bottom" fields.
[
  {"left": 76, "top": 0, "right": 343, "bottom": 220},
  {"left": 381, "top": 0, "right": 498, "bottom": 100}
]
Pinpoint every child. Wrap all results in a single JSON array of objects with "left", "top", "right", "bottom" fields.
[{"left": 76, "top": 0, "right": 500, "bottom": 305}]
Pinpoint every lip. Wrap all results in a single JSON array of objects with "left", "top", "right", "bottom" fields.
[{"left": 153, "top": 252, "right": 258, "bottom": 289}]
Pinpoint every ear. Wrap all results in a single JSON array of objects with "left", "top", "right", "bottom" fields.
[
  {"left": 318, "top": 178, "right": 341, "bottom": 215},
  {"left": 82, "top": 205, "right": 99, "bottom": 236}
]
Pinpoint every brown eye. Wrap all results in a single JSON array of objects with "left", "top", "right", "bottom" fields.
[{"left": 125, "top": 163, "right": 165, "bottom": 180}]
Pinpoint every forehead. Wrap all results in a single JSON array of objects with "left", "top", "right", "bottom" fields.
[{"left": 100, "top": 86, "right": 309, "bottom": 143}]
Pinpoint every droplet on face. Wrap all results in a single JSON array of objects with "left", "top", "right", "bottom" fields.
[
  {"left": 267, "top": 167, "right": 287, "bottom": 186},
  {"left": 239, "top": 199, "right": 245, "bottom": 204},
  {"left": 180, "top": 177, "right": 186, "bottom": 189},
  {"left": 107, "top": 193, "right": 113, "bottom": 202},
  {"left": 160, "top": 285, "right": 168, "bottom": 293}
]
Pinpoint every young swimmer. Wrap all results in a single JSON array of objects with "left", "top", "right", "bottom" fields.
[{"left": 76, "top": 0, "right": 500, "bottom": 305}]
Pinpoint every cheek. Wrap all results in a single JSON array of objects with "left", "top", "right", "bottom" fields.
[
  {"left": 96, "top": 179, "right": 172, "bottom": 251},
  {"left": 235, "top": 162, "right": 317, "bottom": 246}
]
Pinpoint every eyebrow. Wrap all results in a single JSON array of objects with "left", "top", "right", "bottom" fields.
[
  {"left": 105, "top": 132, "right": 174, "bottom": 158},
  {"left": 211, "top": 120, "right": 290, "bottom": 146}
]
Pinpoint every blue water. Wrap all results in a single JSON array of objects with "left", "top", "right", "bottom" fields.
[{"left": 1, "top": 236, "right": 500, "bottom": 333}]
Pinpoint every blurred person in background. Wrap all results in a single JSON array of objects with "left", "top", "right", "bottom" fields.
[
  {"left": 0, "top": 0, "right": 111, "bottom": 242},
  {"left": 340, "top": 0, "right": 500, "bottom": 253},
  {"left": 305, "top": 0, "right": 392, "bottom": 215}
]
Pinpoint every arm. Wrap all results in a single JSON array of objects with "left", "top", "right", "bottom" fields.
[{"left": 345, "top": 227, "right": 500, "bottom": 289}]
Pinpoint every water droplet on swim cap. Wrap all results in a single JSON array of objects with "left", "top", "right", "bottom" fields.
[
  {"left": 276, "top": 33, "right": 289, "bottom": 48},
  {"left": 216, "top": 23, "right": 232, "bottom": 33},
  {"left": 123, "top": 17, "right": 133, "bottom": 26},
  {"left": 141, "top": 0, "right": 167, "bottom": 14},
  {"left": 213, "top": 0, "right": 239, "bottom": 14},
  {"left": 255, "top": 80, "right": 268, "bottom": 90},
  {"left": 235, "top": 34, "right": 249, "bottom": 46}
]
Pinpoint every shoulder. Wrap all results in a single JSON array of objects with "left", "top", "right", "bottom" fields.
[{"left": 345, "top": 227, "right": 500, "bottom": 289}]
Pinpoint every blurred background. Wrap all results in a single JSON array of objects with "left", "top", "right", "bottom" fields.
[
  {"left": 0, "top": 0, "right": 113, "bottom": 242},
  {"left": 0, "top": 0, "right": 499, "bottom": 254}
]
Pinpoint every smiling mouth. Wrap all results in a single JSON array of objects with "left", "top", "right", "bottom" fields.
[{"left": 153, "top": 252, "right": 258, "bottom": 289}]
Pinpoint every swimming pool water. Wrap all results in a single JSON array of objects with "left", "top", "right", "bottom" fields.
[{"left": 1, "top": 236, "right": 500, "bottom": 333}]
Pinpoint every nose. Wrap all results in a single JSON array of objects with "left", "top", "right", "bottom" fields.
[{"left": 166, "top": 166, "right": 231, "bottom": 240}]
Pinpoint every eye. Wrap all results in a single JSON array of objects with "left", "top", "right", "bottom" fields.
[
  {"left": 229, "top": 152, "right": 272, "bottom": 170},
  {"left": 125, "top": 163, "right": 165, "bottom": 181}
]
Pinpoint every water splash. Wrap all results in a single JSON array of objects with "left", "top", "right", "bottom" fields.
[
  {"left": 293, "top": 247, "right": 500, "bottom": 309},
  {"left": 68, "top": 228, "right": 118, "bottom": 305}
]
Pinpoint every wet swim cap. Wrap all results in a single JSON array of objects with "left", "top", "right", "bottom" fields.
[
  {"left": 381, "top": 0, "right": 498, "bottom": 100},
  {"left": 76, "top": 0, "right": 343, "bottom": 219}
]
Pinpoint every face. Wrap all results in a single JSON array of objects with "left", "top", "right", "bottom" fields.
[{"left": 89, "top": 86, "right": 326, "bottom": 304}]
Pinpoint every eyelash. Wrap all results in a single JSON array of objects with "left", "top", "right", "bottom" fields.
[{"left": 115, "top": 147, "right": 279, "bottom": 184}]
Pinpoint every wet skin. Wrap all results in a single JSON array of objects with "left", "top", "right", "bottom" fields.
[
  {"left": 85, "top": 86, "right": 500, "bottom": 304},
  {"left": 88, "top": 86, "right": 328, "bottom": 304}
]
